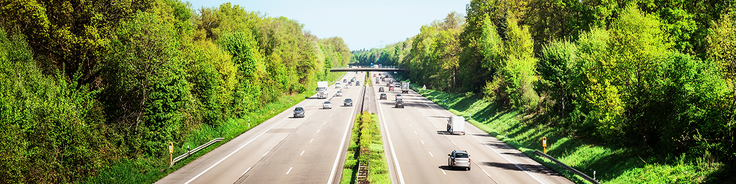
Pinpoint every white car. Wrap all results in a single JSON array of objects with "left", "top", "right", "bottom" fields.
[
  {"left": 448, "top": 150, "right": 471, "bottom": 170},
  {"left": 323, "top": 101, "right": 332, "bottom": 109},
  {"left": 336, "top": 90, "right": 343, "bottom": 97},
  {"left": 335, "top": 83, "right": 341, "bottom": 89}
]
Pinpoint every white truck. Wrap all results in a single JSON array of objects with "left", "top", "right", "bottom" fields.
[
  {"left": 317, "top": 81, "right": 329, "bottom": 99},
  {"left": 447, "top": 116, "right": 465, "bottom": 135},
  {"left": 401, "top": 82, "right": 410, "bottom": 94}
]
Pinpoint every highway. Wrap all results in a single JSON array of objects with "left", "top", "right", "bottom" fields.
[
  {"left": 157, "top": 70, "right": 573, "bottom": 184},
  {"left": 372, "top": 72, "right": 573, "bottom": 184},
  {"left": 157, "top": 72, "right": 366, "bottom": 184}
]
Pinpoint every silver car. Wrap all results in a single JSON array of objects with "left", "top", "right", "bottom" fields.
[
  {"left": 448, "top": 150, "right": 471, "bottom": 170},
  {"left": 323, "top": 101, "right": 332, "bottom": 109},
  {"left": 293, "top": 107, "right": 305, "bottom": 118},
  {"left": 336, "top": 90, "right": 343, "bottom": 97}
]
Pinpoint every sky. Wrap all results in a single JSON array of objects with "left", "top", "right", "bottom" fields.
[{"left": 185, "top": 0, "right": 469, "bottom": 51}]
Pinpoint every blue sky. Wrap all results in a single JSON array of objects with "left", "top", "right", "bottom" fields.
[{"left": 185, "top": 0, "right": 469, "bottom": 51}]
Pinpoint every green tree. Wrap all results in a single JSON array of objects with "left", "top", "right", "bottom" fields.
[{"left": 102, "top": 11, "right": 191, "bottom": 155}]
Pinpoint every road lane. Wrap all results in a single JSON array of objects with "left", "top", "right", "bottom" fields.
[
  {"left": 373, "top": 72, "right": 573, "bottom": 184},
  {"left": 157, "top": 72, "right": 366, "bottom": 184}
]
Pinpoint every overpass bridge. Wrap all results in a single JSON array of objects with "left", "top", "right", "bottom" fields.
[{"left": 329, "top": 67, "right": 406, "bottom": 72}]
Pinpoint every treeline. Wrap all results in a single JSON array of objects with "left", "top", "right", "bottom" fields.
[
  {"left": 357, "top": 0, "right": 736, "bottom": 171},
  {"left": 0, "top": 0, "right": 350, "bottom": 182}
]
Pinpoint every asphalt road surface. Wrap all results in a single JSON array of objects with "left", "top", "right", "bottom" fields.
[
  {"left": 157, "top": 72, "right": 366, "bottom": 184},
  {"left": 373, "top": 72, "right": 573, "bottom": 184},
  {"left": 157, "top": 71, "right": 573, "bottom": 184}
]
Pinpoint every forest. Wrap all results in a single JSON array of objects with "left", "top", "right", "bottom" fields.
[
  {"left": 354, "top": 0, "right": 736, "bottom": 181},
  {"left": 0, "top": 0, "right": 350, "bottom": 182}
]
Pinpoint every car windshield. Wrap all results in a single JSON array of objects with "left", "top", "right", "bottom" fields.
[
  {"left": 345, "top": 99, "right": 352, "bottom": 102},
  {"left": 454, "top": 152, "right": 469, "bottom": 158},
  {"left": 324, "top": 101, "right": 330, "bottom": 104},
  {"left": 295, "top": 107, "right": 304, "bottom": 111}
]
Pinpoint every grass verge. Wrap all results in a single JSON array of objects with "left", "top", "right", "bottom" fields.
[
  {"left": 340, "top": 112, "right": 390, "bottom": 184},
  {"left": 400, "top": 76, "right": 722, "bottom": 184}
]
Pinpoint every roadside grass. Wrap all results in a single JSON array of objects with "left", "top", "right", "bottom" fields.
[
  {"left": 341, "top": 112, "right": 390, "bottom": 184},
  {"left": 403, "top": 75, "right": 720, "bottom": 183}
]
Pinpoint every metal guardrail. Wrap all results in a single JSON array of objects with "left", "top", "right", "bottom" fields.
[
  {"left": 171, "top": 138, "right": 225, "bottom": 167},
  {"left": 534, "top": 150, "right": 599, "bottom": 184}
]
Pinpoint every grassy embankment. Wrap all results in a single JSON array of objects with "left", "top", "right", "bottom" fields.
[
  {"left": 341, "top": 112, "right": 390, "bottom": 184},
  {"left": 83, "top": 72, "right": 346, "bottom": 183},
  {"left": 394, "top": 74, "right": 721, "bottom": 184}
]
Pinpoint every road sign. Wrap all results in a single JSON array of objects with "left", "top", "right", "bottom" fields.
[{"left": 542, "top": 137, "right": 547, "bottom": 153}]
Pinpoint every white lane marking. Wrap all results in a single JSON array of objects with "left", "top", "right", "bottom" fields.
[
  {"left": 301, "top": 150, "right": 305, "bottom": 156},
  {"left": 324, "top": 121, "right": 327, "bottom": 125},
  {"left": 409, "top": 124, "right": 412, "bottom": 127},
  {"left": 472, "top": 135, "right": 546, "bottom": 184},
  {"left": 185, "top": 99, "right": 318, "bottom": 184},
  {"left": 403, "top": 114, "right": 405, "bottom": 116},
  {"left": 406, "top": 118, "right": 408, "bottom": 121},
  {"left": 421, "top": 140, "right": 424, "bottom": 144},
  {"left": 327, "top": 93, "right": 359, "bottom": 184},
  {"left": 441, "top": 169, "right": 446, "bottom": 175},
  {"left": 286, "top": 167, "right": 293, "bottom": 174},
  {"left": 316, "top": 129, "right": 320, "bottom": 134},
  {"left": 242, "top": 167, "right": 251, "bottom": 175},
  {"left": 429, "top": 151, "right": 433, "bottom": 157},
  {"left": 377, "top": 90, "right": 405, "bottom": 184},
  {"left": 330, "top": 114, "right": 333, "bottom": 116},
  {"left": 414, "top": 131, "right": 418, "bottom": 135},
  {"left": 310, "top": 138, "right": 314, "bottom": 143},
  {"left": 451, "top": 140, "right": 457, "bottom": 146},
  {"left": 481, "top": 168, "right": 493, "bottom": 179},
  {"left": 280, "top": 135, "right": 288, "bottom": 141},
  {"left": 262, "top": 151, "right": 269, "bottom": 157}
]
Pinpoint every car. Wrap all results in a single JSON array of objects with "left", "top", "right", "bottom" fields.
[
  {"left": 293, "top": 107, "right": 305, "bottom": 118},
  {"left": 335, "top": 82, "right": 341, "bottom": 89},
  {"left": 344, "top": 98, "right": 353, "bottom": 106},
  {"left": 323, "top": 101, "right": 332, "bottom": 109},
  {"left": 386, "top": 83, "right": 391, "bottom": 87},
  {"left": 389, "top": 86, "right": 395, "bottom": 91},
  {"left": 395, "top": 83, "right": 401, "bottom": 87},
  {"left": 395, "top": 99, "right": 405, "bottom": 108},
  {"left": 343, "top": 79, "right": 347, "bottom": 83},
  {"left": 373, "top": 74, "right": 376, "bottom": 77},
  {"left": 381, "top": 78, "right": 385, "bottom": 82},
  {"left": 395, "top": 94, "right": 402, "bottom": 101},
  {"left": 336, "top": 90, "right": 343, "bottom": 97},
  {"left": 380, "top": 93, "right": 387, "bottom": 100},
  {"left": 376, "top": 78, "right": 380, "bottom": 84},
  {"left": 448, "top": 150, "right": 471, "bottom": 170},
  {"left": 356, "top": 81, "right": 360, "bottom": 86},
  {"left": 378, "top": 87, "right": 384, "bottom": 92}
]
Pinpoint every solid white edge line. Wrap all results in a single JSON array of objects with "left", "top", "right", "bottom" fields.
[
  {"left": 326, "top": 89, "right": 359, "bottom": 184},
  {"left": 262, "top": 151, "right": 269, "bottom": 157},
  {"left": 377, "top": 91, "right": 406, "bottom": 184},
  {"left": 242, "top": 167, "right": 251, "bottom": 175},
  {"left": 472, "top": 135, "right": 546, "bottom": 184},
  {"left": 184, "top": 118, "right": 287, "bottom": 184},
  {"left": 441, "top": 169, "right": 447, "bottom": 175},
  {"left": 185, "top": 97, "right": 318, "bottom": 184}
]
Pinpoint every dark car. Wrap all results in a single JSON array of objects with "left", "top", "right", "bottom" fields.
[
  {"left": 395, "top": 99, "right": 405, "bottom": 108},
  {"left": 356, "top": 81, "right": 360, "bottom": 86},
  {"left": 344, "top": 98, "right": 353, "bottom": 106},
  {"left": 379, "top": 87, "right": 384, "bottom": 92},
  {"left": 386, "top": 83, "right": 391, "bottom": 87},
  {"left": 343, "top": 79, "right": 347, "bottom": 83},
  {"left": 293, "top": 107, "right": 305, "bottom": 118},
  {"left": 380, "top": 93, "right": 387, "bottom": 100}
]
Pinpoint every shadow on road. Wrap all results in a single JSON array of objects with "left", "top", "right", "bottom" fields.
[{"left": 481, "top": 162, "right": 561, "bottom": 176}]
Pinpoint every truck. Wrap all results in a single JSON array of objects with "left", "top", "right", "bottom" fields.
[
  {"left": 401, "top": 82, "right": 410, "bottom": 94},
  {"left": 447, "top": 116, "right": 465, "bottom": 135},
  {"left": 317, "top": 81, "right": 329, "bottom": 99}
]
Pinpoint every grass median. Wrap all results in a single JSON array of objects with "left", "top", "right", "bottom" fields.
[
  {"left": 406, "top": 82, "right": 720, "bottom": 183},
  {"left": 341, "top": 112, "right": 390, "bottom": 184}
]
